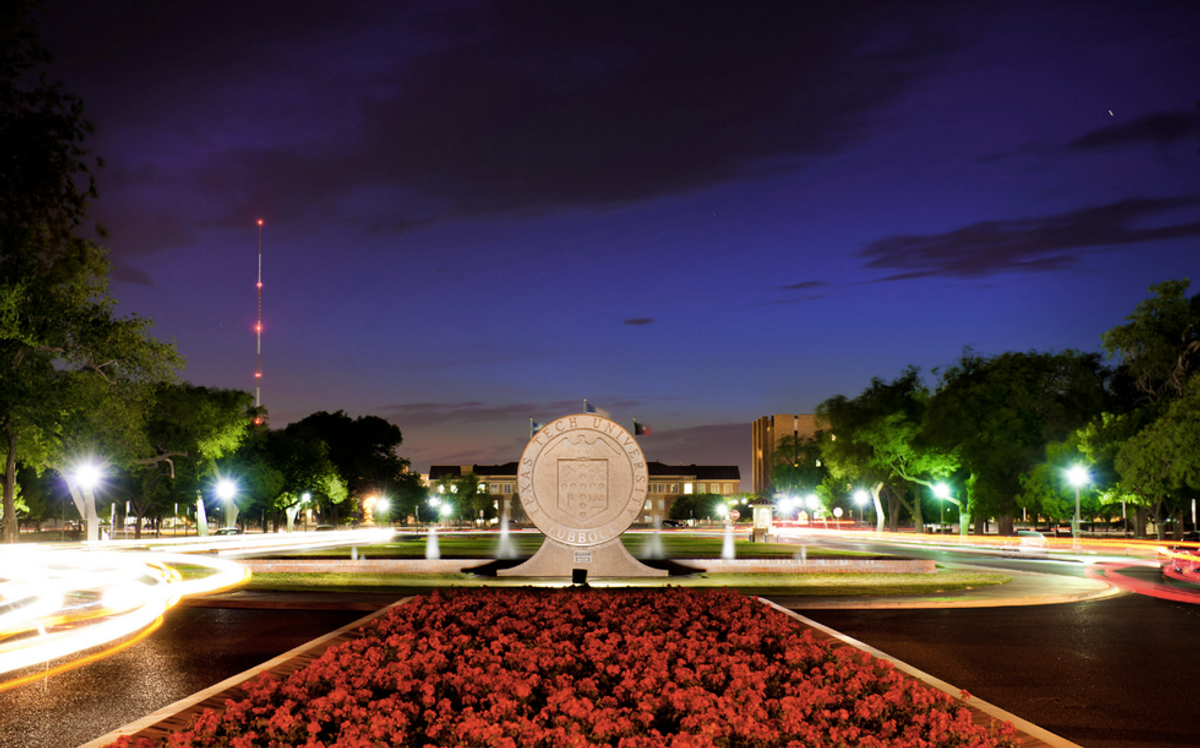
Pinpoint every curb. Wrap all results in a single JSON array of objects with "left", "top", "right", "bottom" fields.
[{"left": 760, "top": 598, "right": 1085, "bottom": 748}]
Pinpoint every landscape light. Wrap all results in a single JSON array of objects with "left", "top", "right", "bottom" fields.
[
  {"left": 853, "top": 490, "right": 868, "bottom": 505},
  {"left": 216, "top": 480, "right": 237, "bottom": 500},
  {"left": 934, "top": 483, "right": 950, "bottom": 500}
]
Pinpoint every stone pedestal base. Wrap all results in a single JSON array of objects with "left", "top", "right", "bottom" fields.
[{"left": 498, "top": 537, "right": 667, "bottom": 578}]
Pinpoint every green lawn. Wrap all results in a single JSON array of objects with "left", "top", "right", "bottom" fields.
[
  {"left": 242, "top": 569, "right": 1009, "bottom": 597},
  {"left": 267, "top": 533, "right": 881, "bottom": 560}
]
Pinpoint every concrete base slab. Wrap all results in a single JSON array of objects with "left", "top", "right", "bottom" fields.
[{"left": 498, "top": 537, "right": 667, "bottom": 578}]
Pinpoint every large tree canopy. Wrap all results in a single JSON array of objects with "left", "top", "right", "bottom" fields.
[
  {"left": 0, "top": 4, "right": 181, "bottom": 541},
  {"left": 924, "top": 349, "right": 1108, "bottom": 536},
  {"left": 817, "top": 367, "right": 956, "bottom": 533}
]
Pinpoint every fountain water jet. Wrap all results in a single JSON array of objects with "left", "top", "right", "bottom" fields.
[
  {"left": 497, "top": 516, "right": 516, "bottom": 559},
  {"left": 426, "top": 527, "right": 440, "bottom": 560},
  {"left": 721, "top": 521, "right": 735, "bottom": 560}
]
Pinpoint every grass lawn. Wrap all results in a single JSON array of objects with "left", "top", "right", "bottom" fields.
[
  {"left": 267, "top": 533, "right": 881, "bottom": 560},
  {"left": 241, "top": 569, "right": 1009, "bottom": 597}
]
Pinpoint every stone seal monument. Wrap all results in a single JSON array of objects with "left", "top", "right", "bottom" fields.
[{"left": 499, "top": 413, "right": 667, "bottom": 578}]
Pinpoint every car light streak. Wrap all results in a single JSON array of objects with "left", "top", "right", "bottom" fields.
[{"left": 0, "top": 547, "right": 249, "bottom": 684}]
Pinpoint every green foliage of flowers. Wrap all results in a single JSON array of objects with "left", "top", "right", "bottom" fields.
[{"left": 111, "top": 588, "right": 1019, "bottom": 747}]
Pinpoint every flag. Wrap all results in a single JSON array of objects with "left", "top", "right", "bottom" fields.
[
  {"left": 584, "top": 400, "right": 611, "bottom": 418},
  {"left": 530, "top": 418, "right": 542, "bottom": 437},
  {"left": 634, "top": 420, "right": 653, "bottom": 436}
]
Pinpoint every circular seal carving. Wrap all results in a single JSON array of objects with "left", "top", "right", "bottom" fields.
[{"left": 517, "top": 414, "right": 648, "bottom": 547}]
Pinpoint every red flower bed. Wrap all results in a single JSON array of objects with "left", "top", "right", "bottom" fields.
[{"left": 112, "top": 588, "right": 1019, "bottom": 747}]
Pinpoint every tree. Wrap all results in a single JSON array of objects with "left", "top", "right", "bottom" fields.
[
  {"left": 0, "top": 4, "right": 181, "bottom": 541},
  {"left": 817, "top": 367, "right": 957, "bottom": 533},
  {"left": 1092, "top": 279, "right": 1200, "bottom": 538},
  {"left": 924, "top": 350, "right": 1108, "bottom": 536},
  {"left": 1112, "top": 376, "right": 1200, "bottom": 539},
  {"left": 1101, "top": 278, "right": 1200, "bottom": 404},
  {"left": 769, "top": 435, "right": 825, "bottom": 498},
  {"left": 122, "top": 384, "right": 256, "bottom": 537},
  {"left": 284, "top": 411, "right": 418, "bottom": 518}
]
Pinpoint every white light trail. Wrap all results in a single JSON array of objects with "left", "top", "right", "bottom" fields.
[{"left": 0, "top": 546, "right": 249, "bottom": 682}]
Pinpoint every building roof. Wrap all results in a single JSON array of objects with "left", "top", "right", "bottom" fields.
[
  {"left": 646, "top": 462, "right": 740, "bottom": 480},
  {"left": 429, "top": 461, "right": 739, "bottom": 482}
]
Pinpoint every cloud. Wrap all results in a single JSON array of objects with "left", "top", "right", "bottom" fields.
[
  {"left": 858, "top": 194, "right": 1200, "bottom": 281},
  {"left": 776, "top": 280, "right": 828, "bottom": 291},
  {"left": 44, "top": 1, "right": 961, "bottom": 257},
  {"left": 978, "top": 108, "right": 1200, "bottom": 163},
  {"left": 624, "top": 318, "right": 654, "bottom": 326},
  {"left": 1067, "top": 109, "right": 1200, "bottom": 152}
]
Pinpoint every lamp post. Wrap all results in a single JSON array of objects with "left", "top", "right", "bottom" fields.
[
  {"left": 73, "top": 462, "right": 102, "bottom": 542},
  {"left": 853, "top": 490, "right": 868, "bottom": 527},
  {"left": 934, "top": 483, "right": 951, "bottom": 533},
  {"left": 1066, "top": 465, "right": 1089, "bottom": 548},
  {"left": 217, "top": 479, "right": 238, "bottom": 530}
]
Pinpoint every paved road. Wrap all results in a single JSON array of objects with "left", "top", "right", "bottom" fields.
[
  {"left": 793, "top": 594, "right": 1200, "bottom": 748},
  {"left": 0, "top": 607, "right": 367, "bottom": 748},
  {"left": 766, "top": 536, "right": 1200, "bottom": 748}
]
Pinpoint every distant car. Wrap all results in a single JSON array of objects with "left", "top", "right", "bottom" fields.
[
  {"left": 660, "top": 519, "right": 682, "bottom": 528},
  {"left": 314, "top": 524, "right": 336, "bottom": 532},
  {"left": 213, "top": 527, "right": 244, "bottom": 536}
]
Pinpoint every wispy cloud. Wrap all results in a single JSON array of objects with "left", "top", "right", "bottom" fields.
[
  {"left": 979, "top": 108, "right": 1200, "bottom": 163},
  {"left": 624, "top": 318, "right": 654, "bottom": 326},
  {"left": 859, "top": 194, "right": 1200, "bottom": 281}
]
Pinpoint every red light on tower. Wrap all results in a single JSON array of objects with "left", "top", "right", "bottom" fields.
[{"left": 257, "top": 219, "right": 263, "bottom": 226}]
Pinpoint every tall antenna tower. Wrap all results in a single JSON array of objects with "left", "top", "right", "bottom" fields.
[{"left": 255, "top": 219, "right": 263, "bottom": 412}]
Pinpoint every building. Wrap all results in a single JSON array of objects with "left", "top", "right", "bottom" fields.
[
  {"left": 751, "top": 414, "right": 824, "bottom": 494},
  {"left": 426, "top": 461, "right": 740, "bottom": 526}
]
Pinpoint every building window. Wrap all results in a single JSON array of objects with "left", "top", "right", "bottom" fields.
[
  {"left": 643, "top": 514, "right": 651, "bottom": 523},
  {"left": 644, "top": 500, "right": 651, "bottom": 509},
  {"left": 724, "top": 483, "right": 733, "bottom": 495},
  {"left": 489, "top": 483, "right": 499, "bottom": 494},
  {"left": 503, "top": 483, "right": 513, "bottom": 494},
  {"left": 658, "top": 499, "right": 665, "bottom": 510},
  {"left": 684, "top": 483, "right": 693, "bottom": 494},
  {"left": 698, "top": 482, "right": 707, "bottom": 493},
  {"left": 671, "top": 483, "right": 679, "bottom": 494}
]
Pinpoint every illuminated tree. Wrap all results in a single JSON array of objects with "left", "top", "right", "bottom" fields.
[
  {"left": 924, "top": 350, "right": 1107, "bottom": 536},
  {"left": 818, "top": 367, "right": 957, "bottom": 532}
]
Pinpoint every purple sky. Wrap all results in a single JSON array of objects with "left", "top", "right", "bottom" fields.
[{"left": 36, "top": 1, "right": 1200, "bottom": 485}]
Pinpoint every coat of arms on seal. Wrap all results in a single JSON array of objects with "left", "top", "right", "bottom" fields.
[{"left": 558, "top": 458, "right": 608, "bottom": 521}]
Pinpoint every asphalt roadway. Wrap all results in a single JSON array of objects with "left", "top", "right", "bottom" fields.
[{"left": 2, "top": 561, "right": 1195, "bottom": 748}]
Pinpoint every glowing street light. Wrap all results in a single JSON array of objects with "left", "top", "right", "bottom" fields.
[
  {"left": 216, "top": 479, "right": 238, "bottom": 530},
  {"left": 72, "top": 462, "right": 103, "bottom": 542},
  {"left": 934, "top": 483, "right": 951, "bottom": 530},
  {"left": 1066, "top": 465, "right": 1090, "bottom": 547}
]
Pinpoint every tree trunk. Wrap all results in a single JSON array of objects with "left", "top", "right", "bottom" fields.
[
  {"left": 1135, "top": 505, "right": 1148, "bottom": 537},
  {"left": 1175, "top": 508, "right": 1186, "bottom": 541},
  {"left": 972, "top": 516, "right": 985, "bottom": 535},
  {"left": 2, "top": 417, "right": 17, "bottom": 543},
  {"left": 1153, "top": 497, "right": 1166, "bottom": 540},
  {"left": 998, "top": 514, "right": 1015, "bottom": 536}
]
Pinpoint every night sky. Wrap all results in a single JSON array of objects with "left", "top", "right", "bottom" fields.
[{"left": 35, "top": 1, "right": 1200, "bottom": 484}]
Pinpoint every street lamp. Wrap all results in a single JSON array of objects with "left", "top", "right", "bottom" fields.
[
  {"left": 934, "top": 483, "right": 951, "bottom": 531},
  {"left": 852, "top": 489, "right": 868, "bottom": 525},
  {"left": 1066, "top": 465, "right": 1089, "bottom": 547},
  {"left": 216, "top": 479, "right": 238, "bottom": 530},
  {"left": 73, "top": 462, "right": 103, "bottom": 542}
]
